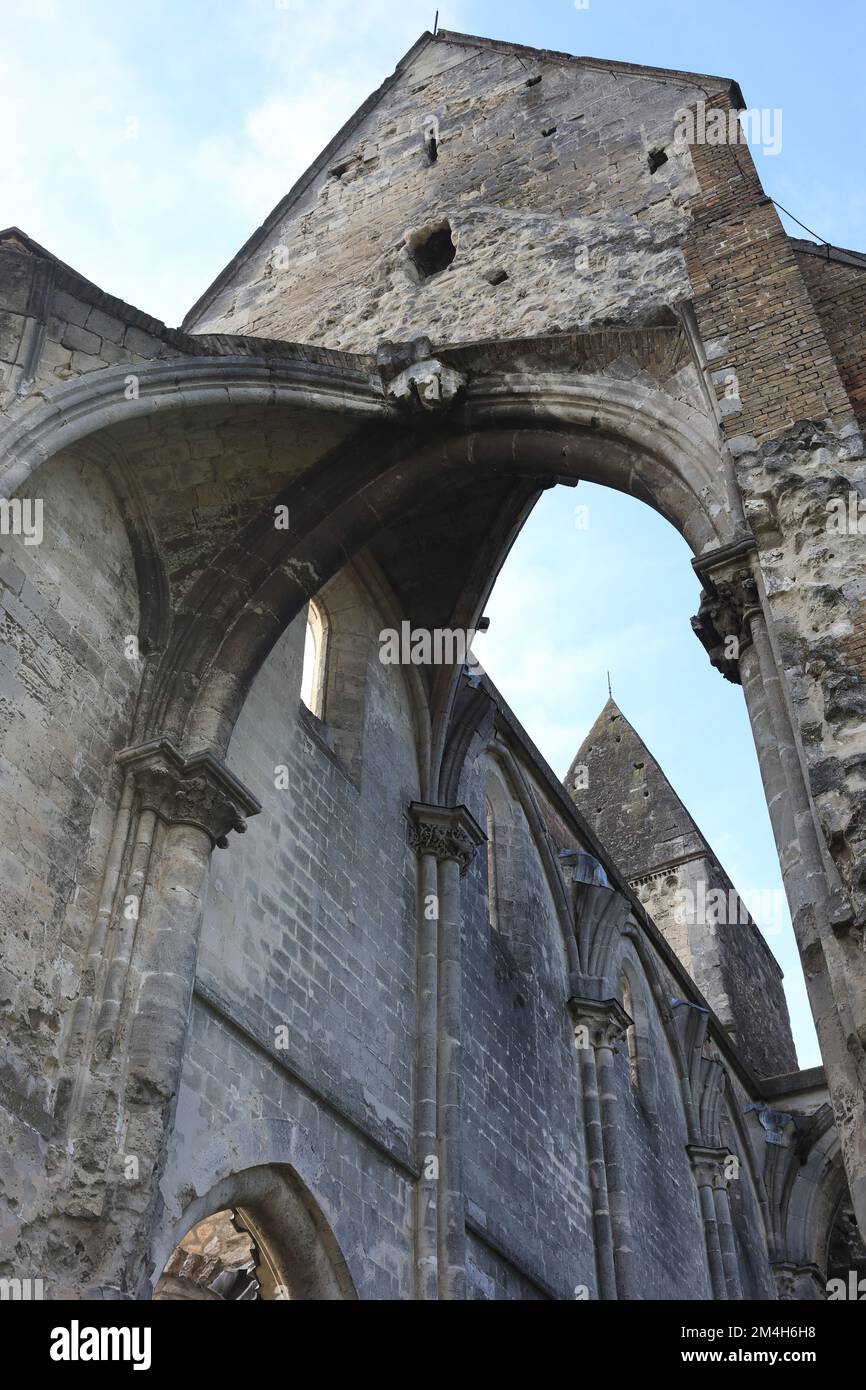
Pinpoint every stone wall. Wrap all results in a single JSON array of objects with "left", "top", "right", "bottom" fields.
[
  {"left": 793, "top": 241, "right": 866, "bottom": 431},
  {"left": 184, "top": 35, "right": 722, "bottom": 351},
  {"left": 1, "top": 26, "right": 863, "bottom": 1298},
  {"left": 0, "top": 451, "right": 140, "bottom": 1278}
]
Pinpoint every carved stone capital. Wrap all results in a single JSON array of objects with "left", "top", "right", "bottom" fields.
[
  {"left": 691, "top": 567, "right": 760, "bottom": 684},
  {"left": 772, "top": 1262, "right": 825, "bottom": 1301},
  {"left": 117, "top": 739, "right": 261, "bottom": 849},
  {"left": 686, "top": 1143, "right": 736, "bottom": 1189},
  {"left": 407, "top": 802, "right": 486, "bottom": 874},
  {"left": 567, "top": 995, "right": 632, "bottom": 1052}
]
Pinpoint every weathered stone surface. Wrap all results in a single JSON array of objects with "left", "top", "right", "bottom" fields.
[{"left": 0, "top": 28, "right": 864, "bottom": 1301}]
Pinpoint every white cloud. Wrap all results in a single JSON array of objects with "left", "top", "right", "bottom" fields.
[{"left": 0, "top": 0, "right": 469, "bottom": 323}]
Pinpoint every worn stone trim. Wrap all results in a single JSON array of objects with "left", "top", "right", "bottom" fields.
[
  {"left": 193, "top": 978, "right": 418, "bottom": 1178},
  {"left": 761, "top": 1066, "right": 827, "bottom": 1099},
  {"left": 433, "top": 27, "right": 746, "bottom": 106},
  {"left": 790, "top": 237, "right": 866, "bottom": 271},
  {"left": 465, "top": 1214, "right": 568, "bottom": 1301},
  {"left": 692, "top": 534, "right": 758, "bottom": 582},
  {"left": 628, "top": 851, "right": 709, "bottom": 887}
]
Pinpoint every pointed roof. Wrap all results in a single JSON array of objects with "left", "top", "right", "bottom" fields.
[
  {"left": 567, "top": 696, "right": 707, "bottom": 880},
  {"left": 181, "top": 28, "right": 744, "bottom": 331}
]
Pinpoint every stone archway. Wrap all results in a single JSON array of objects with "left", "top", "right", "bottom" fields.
[
  {"left": 3, "top": 331, "right": 865, "bottom": 1291},
  {"left": 153, "top": 1164, "right": 357, "bottom": 1302}
]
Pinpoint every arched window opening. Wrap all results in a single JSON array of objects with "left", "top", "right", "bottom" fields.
[
  {"left": 300, "top": 599, "right": 328, "bottom": 719},
  {"left": 485, "top": 796, "right": 499, "bottom": 934},
  {"left": 482, "top": 764, "right": 535, "bottom": 969},
  {"left": 154, "top": 1208, "right": 288, "bottom": 1301},
  {"left": 620, "top": 968, "right": 639, "bottom": 1090}
]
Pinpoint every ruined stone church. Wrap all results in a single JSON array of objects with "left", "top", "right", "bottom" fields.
[{"left": 1, "top": 28, "right": 865, "bottom": 1300}]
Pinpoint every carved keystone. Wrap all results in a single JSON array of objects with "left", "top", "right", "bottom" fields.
[{"left": 386, "top": 358, "right": 466, "bottom": 412}]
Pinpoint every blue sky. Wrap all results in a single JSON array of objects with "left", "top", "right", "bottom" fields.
[{"left": 4, "top": 0, "right": 864, "bottom": 1064}]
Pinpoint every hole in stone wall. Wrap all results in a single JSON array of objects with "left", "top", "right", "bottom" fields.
[
  {"left": 486, "top": 268, "right": 508, "bottom": 286},
  {"left": 648, "top": 148, "right": 668, "bottom": 174},
  {"left": 525, "top": 74, "right": 542, "bottom": 87},
  {"left": 328, "top": 158, "right": 353, "bottom": 180},
  {"left": 542, "top": 125, "right": 557, "bottom": 137},
  {"left": 423, "top": 119, "right": 439, "bottom": 164},
  {"left": 407, "top": 222, "right": 456, "bottom": 279}
]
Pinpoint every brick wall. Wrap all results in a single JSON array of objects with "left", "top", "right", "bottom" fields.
[
  {"left": 794, "top": 243, "right": 866, "bottom": 427},
  {"left": 682, "top": 94, "right": 853, "bottom": 442}
]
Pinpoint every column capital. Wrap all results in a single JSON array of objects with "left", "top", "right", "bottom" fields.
[
  {"left": 691, "top": 565, "right": 761, "bottom": 685},
  {"left": 407, "top": 802, "right": 486, "bottom": 874},
  {"left": 686, "top": 1143, "right": 736, "bottom": 1189},
  {"left": 567, "top": 995, "right": 632, "bottom": 1051},
  {"left": 772, "top": 1261, "right": 825, "bottom": 1301},
  {"left": 117, "top": 739, "right": 261, "bottom": 849}
]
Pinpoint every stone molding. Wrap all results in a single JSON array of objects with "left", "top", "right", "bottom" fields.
[
  {"left": 117, "top": 738, "right": 261, "bottom": 849},
  {"left": 407, "top": 801, "right": 486, "bottom": 873}
]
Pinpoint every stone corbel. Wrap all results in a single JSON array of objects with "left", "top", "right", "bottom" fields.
[
  {"left": 691, "top": 566, "right": 760, "bottom": 684},
  {"left": 117, "top": 738, "right": 261, "bottom": 848},
  {"left": 567, "top": 995, "right": 632, "bottom": 1051}
]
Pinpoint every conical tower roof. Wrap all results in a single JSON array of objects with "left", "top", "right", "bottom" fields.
[{"left": 566, "top": 697, "right": 704, "bottom": 880}]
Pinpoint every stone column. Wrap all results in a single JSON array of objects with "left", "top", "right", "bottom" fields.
[
  {"left": 91, "top": 739, "right": 260, "bottom": 1296},
  {"left": 408, "top": 803, "right": 485, "bottom": 1302},
  {"left": 687, "top": 1144, "right": 732, "bottom": 1300},
  {"left": 568, "top": 995, "right": 635, "bottom": 1299},
  {"left": 693, "top": 550, "right": 866, "bottom": 1239},
  {"left": 711, "top": 1156, "right": 743, "bottom": 1301}
]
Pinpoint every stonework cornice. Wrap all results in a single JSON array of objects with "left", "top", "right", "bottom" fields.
[
  {"left": 407, "top": 801, "right": 486, "bottom": 873},
  {"left": 117, "top": 739, "right": 261, "bottom": 849}
]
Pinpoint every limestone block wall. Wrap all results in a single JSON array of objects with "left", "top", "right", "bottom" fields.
[
  {"left": 609, "top": 937, "right": 712, "bottom": 1300},
  {"left": 0, "top": 239, "right": 179, "bottom": 419},
  {"left": 0, "top": 452, "right": 140, "bottom": 1268},
  {"left": 459, "top": 749, "right": 596, "bottom": 1299},
  {"left": 166, "top": 568, "right": 423, "bottom": 1297}
]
